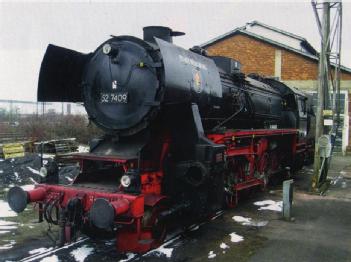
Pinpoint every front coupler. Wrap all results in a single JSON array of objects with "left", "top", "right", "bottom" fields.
[{"left": 7, "top": 184, "right": 163, "bottom": 252}]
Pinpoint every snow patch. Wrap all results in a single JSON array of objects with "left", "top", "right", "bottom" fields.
[
  {"left": 254, "top": 200, "right": 276, "bottom": 206},
  {"left": 78, "top": 145, "right": 89, "bottom": 153},
  {"left": 232, "top": 215, "right": 268, "bottom": 227},
  {"left": 229, "top": 232, "right": 244, "bottom": 243},
  {"left": 40, "top": 255, "right": 59, "bottom": 262},
  {"left": 38, "top": 153, "right": 55, "bottom": 159},
  {"left": 330, "top": 175, "right": 343, "bottom": 185},
  {"left": 233, "top": 215, "right": 251, "bottom": 224},
  {"left": 30, "top": 177, "right": 39, "bottom": 184},
  {"left": 0, "top": 200, "right": 17, "bottom": 217},
  {"left": 254, "top": 200, "right": 282, "bottom": 212},
  {"left": 0, "top": 170, "right": 3, "bottom": 173},
  {"left": 29, "top": 247, "right": 53, "bottom": 255},
  {"left": 0, "top": 240, "right": 16, "bottom": 250},
  {"left": 70, "top": 245, "right": 94, "bottom": 262},
  {"left": 13, "top": 172, "right": 20, "bottom": 181},
  {"left": 27, "top": 166, "right": 40, "bottom": 175},
  {"left": 21, "top": 184, "right": 35, "bottom": 191},
  {"left": 147, "top": 236, "right": 180, "bottom": 258},
  {"left": 0, "top": 220, "right": 18, "bottom": 231},
  {"left": 208, "top": 251, "right": 216, "bottom": 259},
  {"left": 150, "top": 244, "right": 174, "bottom": 258},
  {"left": 255, "top": 221, "right": 269, "bottom": 227},
  {"left": 220, "top": 242, "right": 230, "bottom": 249},
  {"left": 119, "top": 253, "right": 136, "bottom": 262}
]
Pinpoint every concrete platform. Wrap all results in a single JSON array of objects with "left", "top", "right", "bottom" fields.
[{"left": 249, "top": 156, "right": 351, "bottom": 262}]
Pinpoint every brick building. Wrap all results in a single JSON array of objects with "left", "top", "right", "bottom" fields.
[{"left": 200, "top": 21, "right": 351, "bottom": 154}]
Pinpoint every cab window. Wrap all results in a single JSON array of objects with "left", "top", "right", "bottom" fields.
[{"left": 297, "top": 98, "right": 307, "bottom": 116}]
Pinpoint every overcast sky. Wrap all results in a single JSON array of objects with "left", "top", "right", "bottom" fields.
[{"left": 0, "top": 0, "right": 350, "bottom": 101}]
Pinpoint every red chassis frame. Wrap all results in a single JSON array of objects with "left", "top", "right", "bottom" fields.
[
  {"left": 25, "top": 140, "right": 171, "bottom": 253},
  {"left": 207, "top": 128, "right": 299, "bottom": 207},
  {"left": 22, "top": 128, "right": 303, "bottom": 253}
]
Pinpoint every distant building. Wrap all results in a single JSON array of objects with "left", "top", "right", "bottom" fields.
[
  {"left": 67, "top": 103, "right": 72, "bottom": 115},
  {"left": 0, "top": 100, "right": 86, "bottom": 116},
  {"left": 201, "top": 21, "right": 351, "bottom": 154}
]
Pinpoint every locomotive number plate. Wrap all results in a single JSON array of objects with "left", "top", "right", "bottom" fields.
[{"left": 100, "top": 92, "right": 128, "bottom": 104}]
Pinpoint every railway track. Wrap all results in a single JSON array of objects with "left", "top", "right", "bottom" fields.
[
  {"left": 136, "top": 211, "right": 224, "bottom": 261},
  {"left": 16, "top": 211, "right": 225, "bottom": 262},
  {"left": 19, "top": 238, "right": 89, "bottom": 262}
]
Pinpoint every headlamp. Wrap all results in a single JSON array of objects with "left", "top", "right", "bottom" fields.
[
  {"left": 102, "top": 43, "right": 112, "bottom": 55},
  {"left": 120, "top": 175, "right": 131, "bottom": 188},
  {"left": 39, "top": 167, "right": 48, "bottom": 178}
]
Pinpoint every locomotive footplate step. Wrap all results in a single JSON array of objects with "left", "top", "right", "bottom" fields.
[{"left": 234, "top": 179, "right": 263, "bottom": 191}]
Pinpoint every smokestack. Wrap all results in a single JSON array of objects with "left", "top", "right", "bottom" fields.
[{"left": 143, "top": 26, "right": 185, "bottom": 44}]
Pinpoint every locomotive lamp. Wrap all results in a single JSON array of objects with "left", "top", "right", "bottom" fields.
[
  {"left": 39, "top": 166, "right": 47, "bottom": 178},
  {"left": 102, "top": 43, "right": 112, "bottom": 55},
  {"left": 120, "top": 175, "right": 131, "bottom": 187},
  {"left": 121, "top": 170, "right": 141, "bottom": 193},
  {"left": 102, "top": 43, "right": 119, "bottom": 57}
]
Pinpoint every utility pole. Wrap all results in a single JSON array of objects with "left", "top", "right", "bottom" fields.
[
  {"left": 311, "top": 0, "right": 342, "bottom": 190},
  {"left": 9, "top": 100, "right": 13, "bottom": 124},
  {"left": 312, "top": 2, "right": 330, "bottom": 190}
]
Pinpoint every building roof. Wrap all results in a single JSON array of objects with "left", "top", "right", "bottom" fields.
[{"left": 201, "top": 21, "right": 351, "bottom": 74}]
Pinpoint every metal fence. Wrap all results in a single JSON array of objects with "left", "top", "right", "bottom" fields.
[{"left": 0, "top": 100, "right": 86, "bottom": 118}]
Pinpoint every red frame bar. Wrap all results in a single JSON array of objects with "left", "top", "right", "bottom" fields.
[
  {"left": 60, "top": 153, "right": 130, "bottom": 163},
  {"left": 31, "top": 184, "right": 145, "bottom": 218}
]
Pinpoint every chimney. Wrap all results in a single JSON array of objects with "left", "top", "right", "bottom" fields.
[{"left": 143, "top": 26, "right": 185, "bottom": 44}]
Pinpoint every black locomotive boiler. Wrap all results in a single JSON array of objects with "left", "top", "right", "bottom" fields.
[{"left": 8, "top": 26, "right": 315, "bottom": 253}]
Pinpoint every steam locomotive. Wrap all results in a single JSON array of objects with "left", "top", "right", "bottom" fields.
[{"left": 8, "top": 26, "right": 315, "bottom": 253}]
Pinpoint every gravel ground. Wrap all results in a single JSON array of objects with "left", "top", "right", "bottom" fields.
[
  {"left": 0, "top": 154, "right": 79, "bottom": 187},
  {"left": 0, "top": 153, "right": 80, "bottom": 260}
]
